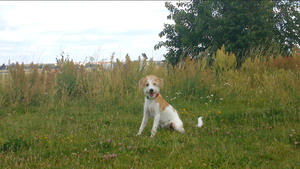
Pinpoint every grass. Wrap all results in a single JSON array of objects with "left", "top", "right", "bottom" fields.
[{"left": 0, "top": 47, "right": 300, "bottom": 168}]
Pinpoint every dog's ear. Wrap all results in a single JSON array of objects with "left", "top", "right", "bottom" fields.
[
  {"left": 139, "top": 77, "right": 146, "bottom": 90},
  {"left": 157, "top": 78, "right": 163, "bottom": 88}
]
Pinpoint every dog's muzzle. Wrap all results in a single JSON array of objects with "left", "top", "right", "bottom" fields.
[{"left": 149, "top": 89, "right": 154, "bottom": 97}]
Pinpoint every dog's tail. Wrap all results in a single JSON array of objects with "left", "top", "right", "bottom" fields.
[{"left": 197, "top": 117, "right": 203, "bottom": 128}]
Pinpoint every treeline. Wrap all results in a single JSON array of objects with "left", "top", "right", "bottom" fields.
[
  {"left": 0, "top": 63, "right": 57, "bottom": 70},
  {"left": 0, "top": 62, "right": 112, "bottom": 70},
  {"left": 155, "top": 1, "right": 300, "bottom": 66}
]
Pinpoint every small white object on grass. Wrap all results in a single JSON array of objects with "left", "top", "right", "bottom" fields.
[{"left": 197, "top": 117, "right": 203, "bottom": 127}]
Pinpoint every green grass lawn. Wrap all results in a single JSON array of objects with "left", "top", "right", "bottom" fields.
[{"left": 1, "top": 99, "right": 299, "bottom": 168}]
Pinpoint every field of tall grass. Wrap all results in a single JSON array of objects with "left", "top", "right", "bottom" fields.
[{"left": 0, "top": 46, "right": 300, "bottom": 168}]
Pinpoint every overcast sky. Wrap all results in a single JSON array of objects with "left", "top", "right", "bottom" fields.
[{"left": 0, "top": 1, "right": 175, "bottom": 64}]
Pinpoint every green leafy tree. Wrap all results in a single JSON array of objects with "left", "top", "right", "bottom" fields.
[{"left": 155, "top": 0, "right": 300, "bottom": 66}]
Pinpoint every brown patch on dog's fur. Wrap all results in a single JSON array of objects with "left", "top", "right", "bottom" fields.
[
  {"left": 139, "top": 77, "right": 147, "bottom": 89},
  {"left": 154, "top": 77, "right": 163, "bottom": 88},
  {"left": 155, "top": 94, "right": 169, "bottom": 112},
  {"left": 172, "top": 107, "right": 176, "bottom": 113}
]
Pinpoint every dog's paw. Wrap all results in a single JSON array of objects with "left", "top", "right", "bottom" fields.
[{"left": 136, "top": 133, "right": 141, "bottom": 136}]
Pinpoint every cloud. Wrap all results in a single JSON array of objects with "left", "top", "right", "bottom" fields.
[{"left": 0, "top": 1, "right": 172, "bottom": 64}]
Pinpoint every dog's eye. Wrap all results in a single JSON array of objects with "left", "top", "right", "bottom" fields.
[
  {"left": 146, "top": 84, "right": 149, "bottom": 86},
  {"left": 153, "top": 83, "right": 157, "bottom": 86}
]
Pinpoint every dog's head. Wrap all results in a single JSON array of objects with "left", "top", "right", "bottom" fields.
[{"left": 139, "top": 75, "right": 163, "bottom": 99}]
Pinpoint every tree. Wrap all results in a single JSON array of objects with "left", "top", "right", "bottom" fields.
[
  {"left": 0, "top": 64, "right": 5, "bottom": 70},
  {"left": 273, "top": 1, "right": 300, "bottom": 55},
  {"left": 155, "top": 0, "right": 300, "bottom": 66}
]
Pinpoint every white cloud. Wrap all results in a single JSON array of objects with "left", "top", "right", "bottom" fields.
[{"left": 0, "top": 1, "right": 174, "bottom": 64}]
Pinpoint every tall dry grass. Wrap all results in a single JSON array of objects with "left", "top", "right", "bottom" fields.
[{"left": 1, "top": 46, "right": 299, "bottom": 112}]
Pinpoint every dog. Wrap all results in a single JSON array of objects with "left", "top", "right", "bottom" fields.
[{"left": 136, "top": 75, "right": 185, "bottom": 137}]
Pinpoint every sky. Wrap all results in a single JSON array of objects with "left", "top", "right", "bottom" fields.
[{"left": 0, "top": 1, "right": 175, "bottom": 64}]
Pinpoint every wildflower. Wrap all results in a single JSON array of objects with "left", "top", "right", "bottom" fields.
[
  {"left": 219, "top": 98, "right": 223, "bottom": 100},
  {"left": 295, "top": 142, "right": 299, "bottom": 145},
  {"left": 217, "top": 111, "right": 221, "bottom": 114},
  {"left": 45, "top": 137, "right": 47, "bottom": 139},
  {"left": 183, "top": 109, "right": 186, "bottom": 111},
  {"left": 224, "top": 83, "right": 231, "bottom": 86},
  {"left": 20, "top": 135, "right": 22, "bottom": 137},
  {"left": 70, "top": 140, "right": 73, "bottom": 143},
  {"left": 108, "top": 139, "right": 112, "bottom": 143},
  {"left": 49, "top": 141, "right": 51, "bottom": 143}
]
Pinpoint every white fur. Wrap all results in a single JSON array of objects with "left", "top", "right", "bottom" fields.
[
  {"left": 197, "top": 117, "right": 203, "bottom": 127},
  {"left": 137, "top": 76, "right": 185, "bottom": 137}
]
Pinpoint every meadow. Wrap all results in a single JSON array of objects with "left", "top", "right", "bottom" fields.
[{"left": 0, "top": 46, "right": 300, "bottom": 168}]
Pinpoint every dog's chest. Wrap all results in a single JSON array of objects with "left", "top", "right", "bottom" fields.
[{"left": 145, "top": 100, "right": 159, "bottom": 117}]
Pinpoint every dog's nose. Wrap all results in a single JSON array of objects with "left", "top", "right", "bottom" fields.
[{"left": 149, "top": 89, "right": 154, "bottom": 93}]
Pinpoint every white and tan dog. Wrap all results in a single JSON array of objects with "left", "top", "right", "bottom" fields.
[{"left": 136, "top": 75, "right": 185, "bottom": 137}]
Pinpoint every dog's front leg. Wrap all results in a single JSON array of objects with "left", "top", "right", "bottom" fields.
[
  {"left": 136, "top": 110, "right": 149, "bottom": 136},
  {"left": 150, "top": 113, "right": 160, "bottom": 137}
]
